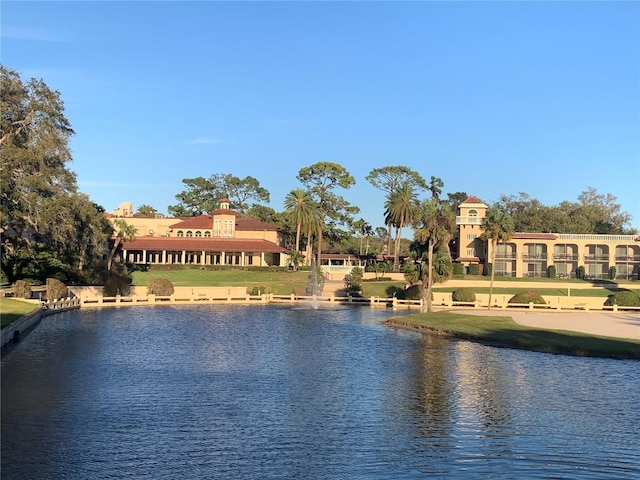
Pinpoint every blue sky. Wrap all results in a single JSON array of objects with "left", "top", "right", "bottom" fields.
[{"left": 3, "top": 1, "right": 639, "bottom": 231}]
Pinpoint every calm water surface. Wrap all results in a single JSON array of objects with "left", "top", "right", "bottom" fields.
[{"left": 2, "top": 305, "right": 639, "bottom": 479}]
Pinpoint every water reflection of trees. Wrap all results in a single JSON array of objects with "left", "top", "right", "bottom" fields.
[{"left": 408, "top": 335, "right": 516, "bottom": 468}]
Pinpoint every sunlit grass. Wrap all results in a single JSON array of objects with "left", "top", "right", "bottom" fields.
[
  {"left": 386, "top": 311, "right": 640, "bottom": 359},
  {"left": 1, "top": 298, "right": 40, "bottom": 329}
]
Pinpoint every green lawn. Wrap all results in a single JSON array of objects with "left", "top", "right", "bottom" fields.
[
  {"left": 386, "top": 311, "right": 640, "bottom": 360},
  {"left": 1, "top": 298, "right": 40, "bottom": 329},
  {"left": 130, "top": 269, "right": 311, "bottom": 295}
]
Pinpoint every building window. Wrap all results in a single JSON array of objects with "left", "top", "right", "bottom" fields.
[
  {"left": 186, "top": 231, "right": 193, "bottom": 237},
  {"left": 177, "top": 230, "right": 184, "bottom": 237},
  {"left": 467, "top": 234, "right": 477, "bottom": 240},
  {"left": 195, "top": 231, "right": 202, "bottom": 238},
  {"left": 223, "top": 220, "right": 234, "bottom": 237},
  {"left": 468, "top": 209, "right": 478, "bottom": 217},
  {"left": 204, "top": 231, "right": 211, "bottom": 238},
  {"left": 467, "top": 248, "right": 476, "bottom": 257},
  {"left": 214, "top": 220, "right": 221, "bottom": 237}
]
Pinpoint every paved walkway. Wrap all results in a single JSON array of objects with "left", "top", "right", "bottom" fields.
[{"left": 453, "top": 309, "right": 640, "bottom": 340}]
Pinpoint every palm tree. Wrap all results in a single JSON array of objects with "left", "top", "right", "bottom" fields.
[
  {"left": 107, "top": 219, "right": 138, "bottom": 271},
  {"left": 413, "top": 199, "right": 456, "bottom": 312},
  {"left": 283, "top": 189, "right": 316, "bottom": 253},
  {"left": 384, "top": 182, "right": 420, "bottom": 271},
  {"left": 480, "top": 207, "right": 515, "bottom": 309}
]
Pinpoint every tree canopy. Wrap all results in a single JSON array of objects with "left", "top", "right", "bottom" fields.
[
  {"left": 494, "top": 188, "right": 634, "bottom": 234},
  {"left": 168, "top": 173, "right": 270, "bottom": 217},
  {"left": 297, "top": 162, "right": 358, "bottom": 264},
  {"left": 1, "top": 65, "right": 111, "bottom": 283}
]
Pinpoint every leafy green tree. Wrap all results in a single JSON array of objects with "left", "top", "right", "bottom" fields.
[
  {"left": 168, "top": 176, "right": 219, "bottom": 216},
  {"left": 1, "top": 66, "right": 108, "bottom": 282},
  {"left": 168, "top": 173, "right": 270, "bottom": 216},
  {"left": 412, "top": 199, "right": 456, "bottom": 312},
  {"left": 494, "top": 188, "right": 633, "bottom": 234},
  {"left": 429, "top": 176, "right": 444, "bottom": 200},
  {"left": 352, "top": 218, "right": 373, "bottom": 255},
  {"left": 297, "top": 162, "right": 358, "bottom": 265},
  {"left": 384, "top": 182, "right": 420, "bottom": 270},
  {"left": 135, "top": 204, "right": 158, "bottom": 217},
  {"left": 225, "top": 175, "right": 270, "bottom": 214},
  {"left": 366, "top": 166, "right": 427, "bottom": 261},
  {"left": 245, "top": 204, "right": 285, "bottom": 227},
  {"left": 373, "top": 226, "right": 389, "bottom": 255},
  {"left": 443, "top": 191, "right": 469, "bottom": 213},
  {"left": 107, "top": 219, "right": 138, "bottom": 271},
  {"left": 480, "top": 207, "right": 515, "bottom": 309}
]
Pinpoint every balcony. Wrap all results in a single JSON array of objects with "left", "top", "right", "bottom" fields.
[
  {"left": 495, "top": 253, "right": 517, "bottom": 259},
  {"left": 553, "top": 254, "right": 578, "bottom": 261},
  {"left": 456, "top": 216, "right": 483, "bottom": 225},
  {"left": 522, "top": 253, "right": 547, "bottom": 260},
  {"left": 584, "top": 255, "right": 609, "bottom": 261},
  {"left": 615, "top": 255, "right": 640, "bottom": 262}
]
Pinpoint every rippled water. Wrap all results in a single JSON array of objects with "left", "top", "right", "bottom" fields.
[{"left": 2, "top": 305, "right": 639, "bottom": 479}]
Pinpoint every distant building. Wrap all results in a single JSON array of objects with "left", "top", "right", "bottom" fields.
[
  {"left": 455, "top": 196, "right": 640, "bottom": 280},
  {"left": 107, "top": 199, "right": 288, "bottom": 267}
]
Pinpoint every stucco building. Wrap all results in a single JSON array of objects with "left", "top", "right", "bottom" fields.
[
  {"left": 456, "top": 196, "right": 640, "bottom": 280},
  {"left": 108, "top": 200, "right": 288, "bottom": 267}
]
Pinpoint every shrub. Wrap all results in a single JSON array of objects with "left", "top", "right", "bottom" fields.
[
  {"left": 609, "top": 266, "right": 617, "bottom": 280},
  {"left": 452, "top": 287, "right": 476, "bottom": 303},
  {"left": 13, "top": 280, "right": 32, "bottom": 299},
  {"left": 46, "top": 278, "right": 68, "bottom": 301},
  {"left": 344, "top": 267, "right": 363, "bottom": 294},
  {"left": 485, "top": 263, "right": 492, "bottom": 277},
  {"left": 604, "top": 290, "right": 640, "bottom": 307},
  {"left": 508, "top": 290, "right": 546, "bottom": 305},
  {"left": 452, "top": 263, "right": 464, "bottom": 275},
  {"left": 576, "top": 265, "right": 585, "bottom": 279},
  {"left": 468, "top": 264, "right": 479, "bottom": 275},
  {"left": 251, "top": 286, "right": 270, "bottom": 295},
  {"left": 547, "top": 265, "right": 556, "bottom": 279},
  {"left": 147, "top": 278, "right": 174, "bottom": 296},
  {"left": 103, "top": 274, "right": 131, "bottom": 297},
  {"left": 399, "top": 284, "right": 422, "bottom": 300}
]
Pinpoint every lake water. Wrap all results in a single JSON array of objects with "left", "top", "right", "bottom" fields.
[{"left": 2, "top": 305, "right": 639, "bottom": 479}]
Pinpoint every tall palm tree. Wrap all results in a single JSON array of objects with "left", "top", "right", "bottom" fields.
[
  {"left": 283, "top": 189, "right": 316, "bottom": 253},
  {"left": 413, "top": 199, "right": 456, "bottom": 312},
  {"left": 107, "top": 219, "right": 138, "bottom": 271},
  {"left": 384, "top": 182, "right": 420, "bottom": 271},
  {"left": 480, "top": 207, "right": 515, "bottom": 309}
]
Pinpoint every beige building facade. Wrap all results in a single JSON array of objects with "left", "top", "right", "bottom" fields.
[
  {"left": 108, "top": 200, "right": 288, "bottom": 267},
  {"left": 456, "top": 196, "right": 640, "bottom": 280}
]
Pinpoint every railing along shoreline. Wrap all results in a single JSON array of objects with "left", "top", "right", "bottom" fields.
[{"left": 58, "top": 293, "right": 640, "bottom": 313}]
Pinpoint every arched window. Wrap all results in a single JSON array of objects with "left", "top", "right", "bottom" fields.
[
  {"left": 204, "top": 231, "right": 211, "bottom": 238},
  {"left": 195, "top": 231, "right": 202, "bottom": 238},
  {"left": 177, "top": 230, "right": 184, "bottom": 237},
  {"left": 468, "top": 209, "right": 478, "bottom": 217},
  {"left": 186, "top": 231, "right": 193, "bottom": 237}
]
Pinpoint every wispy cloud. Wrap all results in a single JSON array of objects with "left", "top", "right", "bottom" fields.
[
  {"left": 1, "top": 26, "right": 73, "bottom": 43},
  {"left": 184, "top": 137, "right": 229, "bottom": 145}
]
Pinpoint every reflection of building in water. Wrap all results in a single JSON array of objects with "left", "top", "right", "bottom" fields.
[{"left": 456, "top": 196, "right": 640, "bottom": 280}]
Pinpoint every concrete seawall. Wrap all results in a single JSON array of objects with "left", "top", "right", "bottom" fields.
[{"left": 1, "top": 308, "right": 42, "bottom": 349}]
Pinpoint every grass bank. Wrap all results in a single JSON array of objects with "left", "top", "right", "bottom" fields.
[
  {"left": 386, "top": 311, "right": 640, "bottom": 360},
  {"left": 130, "top": 269, "right": 310, "bottom": 295},
  {"left": 1, "top": 298, "right": 40, "bottom": 329}
]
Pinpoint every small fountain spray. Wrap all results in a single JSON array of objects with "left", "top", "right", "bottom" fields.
[{"left": 305, "top": 257, "right": 324, "bottom": 309}]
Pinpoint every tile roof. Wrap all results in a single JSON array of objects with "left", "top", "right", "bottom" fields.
[
  {"left": 123, "top": 237, "right": 288, "bottom": 253},
  {"left": 169, "top": 215, "right": 279, "bottom": 231},
  {"left": 461, "top": 195, "right": 486, "bottom": 205}
]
